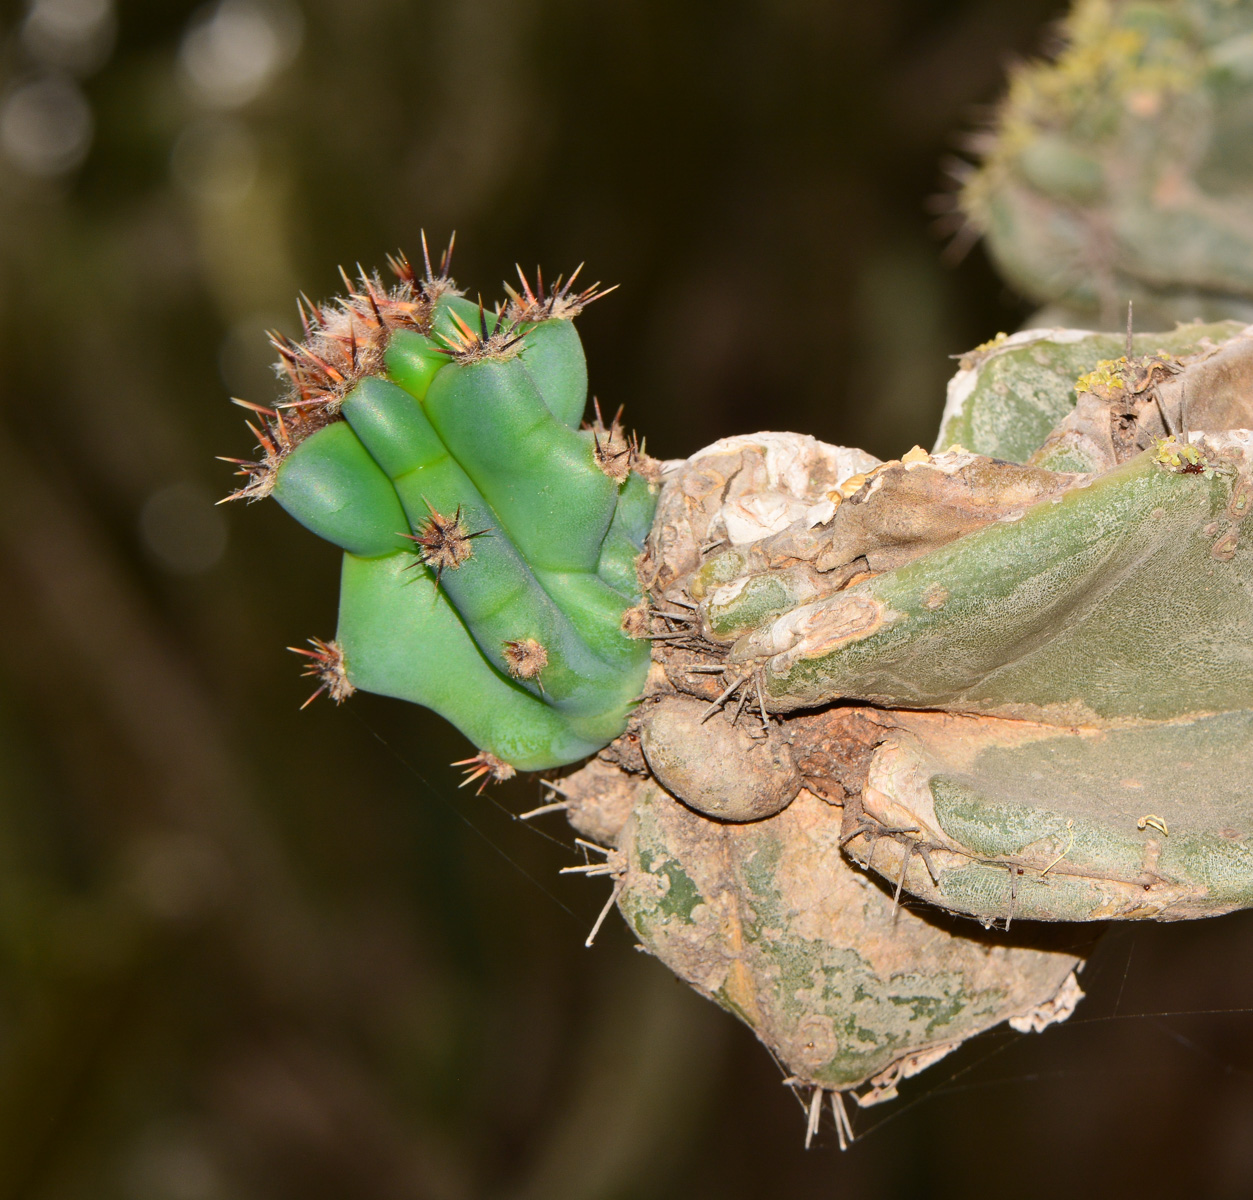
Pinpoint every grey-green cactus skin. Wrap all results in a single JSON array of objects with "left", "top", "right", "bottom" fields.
[
  {"left": 747, "top": 436, "right": 1253, "bottom": 723},
  {"left": 961, "top": 0, "right": 1253, "bottom": 328},
  {"left": 848, "top": 711, "right": 1253, "bottom": 922}
]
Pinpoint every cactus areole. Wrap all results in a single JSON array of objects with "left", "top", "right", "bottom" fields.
[{"left": 224, "top": 241, "right": 659, "bottom": 775}]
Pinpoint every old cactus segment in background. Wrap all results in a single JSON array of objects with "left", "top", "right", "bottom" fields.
[
  {"left": 224, "top": 241, "right": 658, "bottom": 772},
  {"left": 959, "top": 0, "right": 1253, "bottom": 328}
]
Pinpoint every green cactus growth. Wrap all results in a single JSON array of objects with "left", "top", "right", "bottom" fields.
[
  {"left": 960, "top": 0, "right": 1253, "bottom": 328},
  {"left": 224, "top": 240, "right": 657, "bottom": 777}
]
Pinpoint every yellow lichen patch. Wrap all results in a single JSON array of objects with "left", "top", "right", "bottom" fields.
[
  {"left": 901, "top": 446, "right": 931, "bottom": 465},
  {"left": 1153, "top": 437, "right": 1205, "bottom": 472},
  {"left": 1074, "top": 356, "right": 1128, "bottom": 397},
  {"left": 973, "top": 332, "right": 1009, "bottom": 354}
]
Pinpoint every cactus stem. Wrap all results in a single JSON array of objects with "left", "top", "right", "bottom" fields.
[
  {"left": 289, "top": 638, "right": 355, "bottom": 708},
  {"left": 502, "top": 637, "right": 548, "bottom": 681},
  {"left": 452, "top": 751, "right": 516, "bottom": 793},
  {"left": 403, "top": 503, "right": 489, "bottom": 587}
]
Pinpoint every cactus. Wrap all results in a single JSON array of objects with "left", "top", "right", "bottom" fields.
[
  {"left": 545, "top": 430, "right": 1102, "bottom": 1129},
  {"left": 550, "top": 324, "right": 1249, "bottom": 1123},
  {"left": 229, "top": 264, "right": 1253, "bottom": 1124},
  {"left": 223, "top": 0, "right": 1253, "bottom": 1140},
  {"left": 959, "top": 0, "right": 1253, "bottom": 328},
  {"left": 224, "top": 241, "right": 657, "bottom": 775}
]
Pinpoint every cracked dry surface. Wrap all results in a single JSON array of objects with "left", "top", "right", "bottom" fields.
[{"left": 556, "top": 749, "right": 1086, "bottom": 1100}]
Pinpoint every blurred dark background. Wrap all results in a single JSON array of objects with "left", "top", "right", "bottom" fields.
[{"left": 4, "top": 1, "right": 1253, "bottom": 1197}]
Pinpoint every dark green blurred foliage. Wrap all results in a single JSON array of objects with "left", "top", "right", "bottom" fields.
[{"left": 6, "top": 1, "right": 1253, "bottom": 1198}]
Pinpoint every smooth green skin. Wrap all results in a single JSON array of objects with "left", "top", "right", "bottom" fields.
[
  {"left": 516, "top": 319, "right": 589, "bottom": 429},
  {"left": 754, "top": 450, "right": 1253, "bottom": 723},
  {"left": 269, "top": 308, "right": 654, "bottom": 770},
  {"left": 336, "top": 552, "right": 607, "bottom": 767},
  {"left": 341, "top": 376, "right": 621, "bottom": 714},
  {"left": 384, "top": 328, "right": 448, "bottom": 400},
  {"left": 271, "top": 421, "right": 411, "bottom": 558},
  {"left": 423, "top": 359, "right": 618, "bottom": 573},
  {"left": 933, "top": 322, "right": 1243, "bottom": 465},
  {"left": 597, "top": 471, "right": 655, "bottom": 595}
]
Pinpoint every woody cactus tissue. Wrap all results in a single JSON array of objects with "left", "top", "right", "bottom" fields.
[{"left": 547, "top": 317, "right": 1253, "bottom": 1132}]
